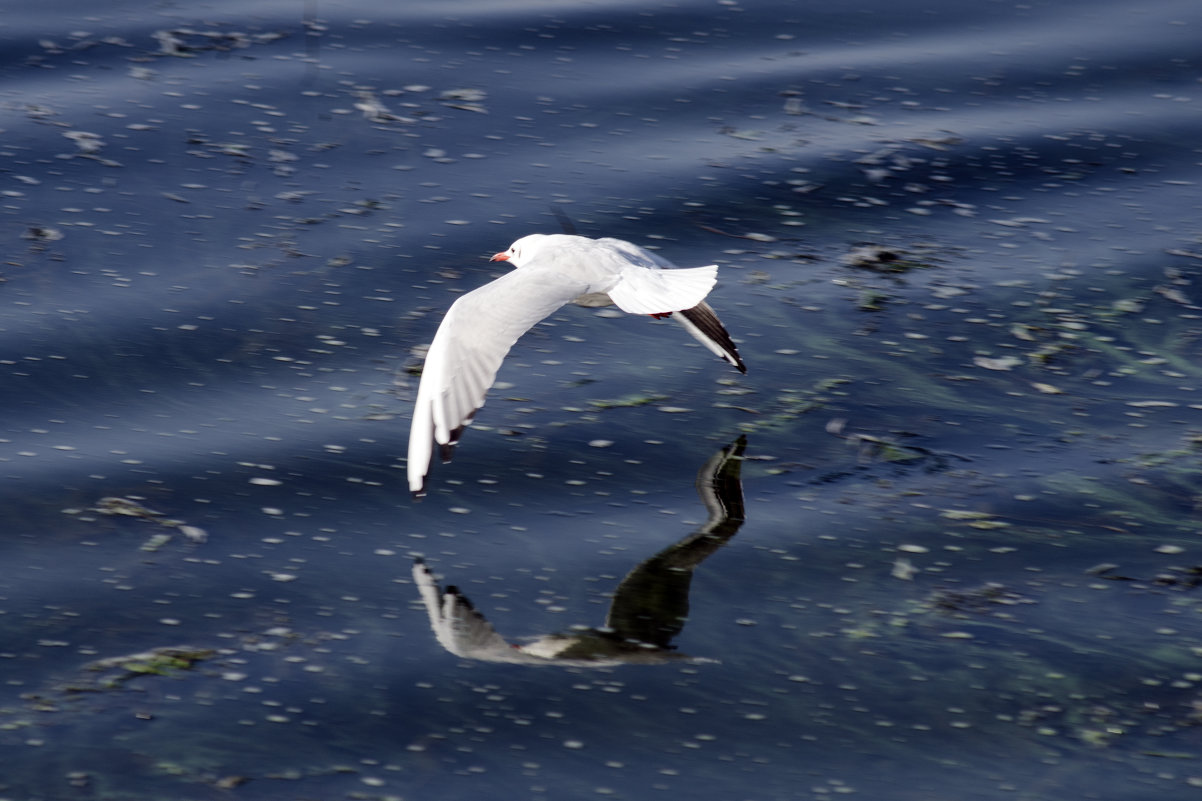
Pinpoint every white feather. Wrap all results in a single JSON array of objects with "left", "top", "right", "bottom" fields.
[{"left": 607, "top": 264, "right": 717, "bottom": 315}]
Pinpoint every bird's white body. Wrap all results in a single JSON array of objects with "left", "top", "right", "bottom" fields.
[{"left": 407, "top": 233, "right": 744, "bottom": 495}]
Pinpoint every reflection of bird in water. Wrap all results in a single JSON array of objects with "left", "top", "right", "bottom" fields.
[
  {"left": 407, "top": 233, "right": 746, "bottom": 496},
  {"left": 412, "top": 436, "right": 747, "bottom": 667}
]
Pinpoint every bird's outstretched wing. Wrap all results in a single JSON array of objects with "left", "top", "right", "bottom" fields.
[
  {"left": 407, "top": 267, "right": 589, "bottom": 495},
  {"left": 594, "top": 236, "right": 675, "bottom": 270},
  {"left": 676, "top": 301, "right": 746, "bottom": 373}
]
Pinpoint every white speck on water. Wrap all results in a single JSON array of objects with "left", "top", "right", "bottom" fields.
[
  {"left": 179, "top": 525, "right": 207, "bottom": 543},
  {"left": 892, "top": 558, "right": 918, "bottom": 581},
  {"left": 973, "top": 355, "right": 1022, "bottom": 371}
]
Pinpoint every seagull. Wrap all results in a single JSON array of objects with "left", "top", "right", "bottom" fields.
[{"left": 407, "top": 233, "right": 745, "bottom": 496}]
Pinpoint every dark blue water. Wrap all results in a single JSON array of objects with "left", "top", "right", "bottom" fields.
[{"left": 3, "top": 1, "right": 1202, "bottom": 798}]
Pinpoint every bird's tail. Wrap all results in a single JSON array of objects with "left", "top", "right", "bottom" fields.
[{"left": 608, "top": 264, "right": 717, "bottom": 315}]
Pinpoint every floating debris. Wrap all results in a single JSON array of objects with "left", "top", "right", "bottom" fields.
[
  {"left": 354, "top": 91, "right": 411, "bottom": 123},
  {"left": 62, "top": 130, "right": 104, "bottom": 154},
  {"left": 842, "top": 244, "right": 900, "bottom": 268},
  {"left": 590, "top": 393, "right": 669, "bottom": 409},
  {"left": 929, "top": 583, "right": 1026, "bottom": 614},
  {"left": 973, "top": 355, "right": 1023, "bottom": 371},
  {"left": 87, "top": 496, "right": 207, "bottom": 547},
  {"left": 150, "top": 27, "right": 268, "bottom": 56},
  {"left": 22, "top": 226, "right": 63, "bottom": 243},
  {"left": 439, "top": 87, "right": 488, "bottom": 113},
  {"left": 152, "top": 29, "right": 186, "bottom": 55},
  {"left": 840, "top": 244, "right": 933, "bottom": 273},
  {"left": 178, "top": 525, "right": 208, "bottom": 543},
  {"left": 68, "top": 646, "right": 216, "bottom": 692},
  {"left": 940, "top": 509, "right": 996, "bottom": 521},
  {"left": 140, "top": 532, "right": 173, "bottom": 552},
  {"left": 96, "top": 496, "right": 164, "bottom": 520},
  {"left": 1155, "top": 285, "right": 1194, "bottom": 306}
]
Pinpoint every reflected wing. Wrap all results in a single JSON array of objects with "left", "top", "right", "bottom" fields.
[
  {"left": 695, "top": 435, "right": 747, "bottom": 534},
  {"left": 603, "top": 437, "right": 748, "bottom": 645},
  {"left": 408, "top": 267, "right": 588, "bottom": 495},
  {"left": 413, "top": 560, "right": 514, "bottom": 658}
]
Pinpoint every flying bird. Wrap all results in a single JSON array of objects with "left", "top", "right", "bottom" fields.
[{"left": 407, "top": 233, "right": 745, "bottom": 496}]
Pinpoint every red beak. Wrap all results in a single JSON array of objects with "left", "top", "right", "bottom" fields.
[{"left": 490, "top": 252, "right": 509, "bottom": 262}]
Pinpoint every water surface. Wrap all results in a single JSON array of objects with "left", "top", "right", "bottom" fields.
[{"left": 2, "top": 1, "right": 1201, "bottom": 799}]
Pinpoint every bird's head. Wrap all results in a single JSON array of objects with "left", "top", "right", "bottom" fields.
[{"left": 490, "top": 234, "right": 550, "bottom": 268}]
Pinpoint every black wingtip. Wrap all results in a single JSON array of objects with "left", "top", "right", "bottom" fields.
[
  {"left": 442, "top": 410, "right": 479, "bottom": 463},
  {"left": 679, "top": 304, "right": 747, "bottom": 374}
]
